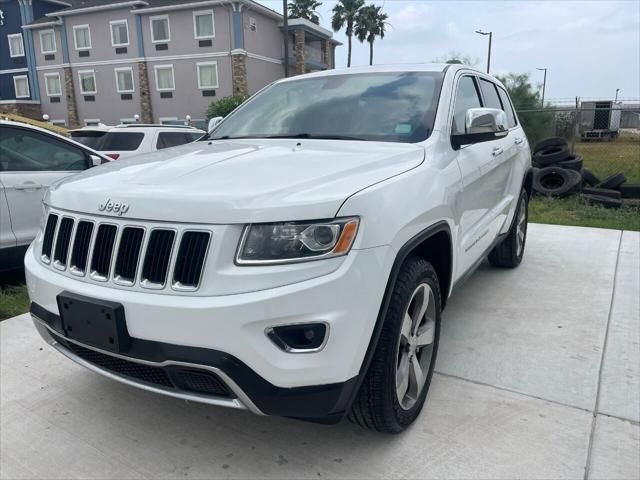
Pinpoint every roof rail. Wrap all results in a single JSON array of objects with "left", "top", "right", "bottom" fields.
[{"left": 114, "top": 123, "right": 198, "bottom": 129}]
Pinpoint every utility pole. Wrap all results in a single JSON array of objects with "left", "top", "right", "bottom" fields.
[
  {"left": 536, "top": 67, "right": 547, "bottom": 108},
  {"left": 283, "top": 0, "right": 289, "bottom": 77},
  {"left": 475, "top": 30, "right": 492, "bottom": 73}
]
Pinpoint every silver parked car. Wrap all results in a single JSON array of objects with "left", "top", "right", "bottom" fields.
[{"left": 0, "top": 120, "right": 109, "bottom": 273}]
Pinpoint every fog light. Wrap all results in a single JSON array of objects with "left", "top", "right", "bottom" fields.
[{"left": 266, "top": 323, "right": 328, "bottom": 353}]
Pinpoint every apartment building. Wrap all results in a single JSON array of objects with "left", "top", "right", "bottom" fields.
[{"left": 1, "top": 0, "right": 340, "bottom": 129}]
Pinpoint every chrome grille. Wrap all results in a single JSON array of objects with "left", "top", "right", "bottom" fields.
[{"left": 40, "top": 213, "right": 210, "bottom": 291}]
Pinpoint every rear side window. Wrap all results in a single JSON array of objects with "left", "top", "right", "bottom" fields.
[
  {"left": 453, "top": 76, "right": 482, "bottom": 134},
  {"left": 156, "top": 131, "right": 199, "bottom": 150},
  {"left": 497, "top": 87, "right": 517, "bottom": 128},
  {"left": 100, "top": 132, "right": 144, "bottom": 151},
  {"left": 479, "top": 79, "right": 502, "bottom": 110},
  {"left": 70, "top": 131, "right": 107, "bottom": 149}
]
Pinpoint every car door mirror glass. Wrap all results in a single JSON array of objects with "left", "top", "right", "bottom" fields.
[{"left": 452, "top": 108, "right": 509, "bottom": 149}]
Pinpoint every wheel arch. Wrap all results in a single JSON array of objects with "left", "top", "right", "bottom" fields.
[{"left": 523, "top": 166, "right": 534, "bottom": 199}]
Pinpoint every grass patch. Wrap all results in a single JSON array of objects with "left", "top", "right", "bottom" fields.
[
  {"left": 530, "top": 195, "right": 640, "bottom": 231},
  {"left": 0, "top": 285, "right": 30, "bottom": 321},
  {"left": 575, "top": 133, "right": 640, "bottom": 182}
]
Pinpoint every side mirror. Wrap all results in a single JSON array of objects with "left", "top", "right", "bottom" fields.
[
  {"left": 207, "top": 116, "right": 223, "bottom": 133},
  {"left": 90, "top": 154, "right": 104, "bottom": 167},
  {"left": 451, "top": 108, "right": 509, "bottom": 149}
]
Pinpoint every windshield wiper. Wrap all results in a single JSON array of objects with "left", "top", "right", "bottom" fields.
[{"left": 263, "top": 133, "right": 369, "bottom": 141}]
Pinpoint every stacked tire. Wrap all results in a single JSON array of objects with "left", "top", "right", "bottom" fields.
[{"left": 532, "top": 137, "right": 638, "bottom": 208}]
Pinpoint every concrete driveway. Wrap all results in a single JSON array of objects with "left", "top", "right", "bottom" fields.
[{"left": 1, "top": 224, "right": 638, "bottom": 479}]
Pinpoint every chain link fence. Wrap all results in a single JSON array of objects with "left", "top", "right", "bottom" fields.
[{"left": 516, "top": 105, "right": 640, "bottom": 185}]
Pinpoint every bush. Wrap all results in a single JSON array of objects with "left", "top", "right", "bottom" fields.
[{"left": 206, "top": 95, "right": 248, "bottom": 120}]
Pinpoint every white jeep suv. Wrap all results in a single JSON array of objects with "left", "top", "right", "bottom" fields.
[{"left": 25, "top": 65, "right": 532, "bottom": 433}]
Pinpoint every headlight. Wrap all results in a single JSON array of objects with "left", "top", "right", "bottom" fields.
[{"left": 236, "top": 217, "right": 359, "bottom": 265}]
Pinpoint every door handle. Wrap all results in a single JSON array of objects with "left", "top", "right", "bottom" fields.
[
  {"left": 14, "top": 182, "right": 44, "bottom": 190},
  {"left": 492, "top": 147, "right": 504, "bottom": 157},
  {"left": 514, "top": 137, "right": 524, "bottom": 145}
]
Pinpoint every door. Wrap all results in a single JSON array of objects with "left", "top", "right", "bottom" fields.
[
  {"left": 0, "top": 125, "right": 91, "bottom": 247},
  {"left": 452, "top": 75, "right": 512, "bottom": 278}
]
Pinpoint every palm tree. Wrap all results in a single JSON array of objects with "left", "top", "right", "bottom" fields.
[
  {"left": 288, "top": 0, "right": 322, "bottom": 25},
  {"left": 331, "top": 0, "right": 365, "bottom": 67},
  {"left": 355, "top": 4, "right": 389, "bottom": 66}
]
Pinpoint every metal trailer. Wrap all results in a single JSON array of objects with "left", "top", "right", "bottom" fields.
[{"left": 580, "top": 101, "right": 622, "bottom": 141}]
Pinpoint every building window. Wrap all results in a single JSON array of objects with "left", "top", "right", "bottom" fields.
[
  {"left": 154, "top": 65, "right": 175, "bottom": 91},
  {"left": 73, "top": 25, "right": 91, "bottom": 50},
  {"left": 150, "top": 15, "right": 170, "bottom": 43},
  {"left": 8, "top": 33, "right": 25, "bottom": 57},
  {"left": 39, "top": 30, "right": 57, "bottom": 54},
  {"left": 78, "top": 70, "right": 97, "bottom": 94},
  {"left": 13, "top": 76, "right": 30, "bottom": 98},
  {"left": 197, "top": 62, "right": 219, "bottom": 89},
  {"left": 114, "top": 67, "right": 135, "bottom": 93},
  {"left": 249, "top": 17, "right": 257, "bottom": 32},
  {"left": 193, "top": 10, "right": 214, "bottom": 39},
  {"left": 110, "top": 20, "right": 129, "bottom": 47},
  {"left": 44, "top": 72, "right": 62, "bottom": 96}
]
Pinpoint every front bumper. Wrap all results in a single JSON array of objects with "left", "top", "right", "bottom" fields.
[{"left": 26, "top": 244, "right": 394, "bottom": 418}]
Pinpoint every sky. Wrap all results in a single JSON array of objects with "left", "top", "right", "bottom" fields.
[{"left": 261, "top": 0, "right": 640, "bottom": 104}]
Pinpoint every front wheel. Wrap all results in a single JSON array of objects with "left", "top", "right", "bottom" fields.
[
  {"left": 488, "top": 189, "right": 528, "bottom": 268},
  {"left": 349, "top": 256, "right": 441, "bottom": 433}
]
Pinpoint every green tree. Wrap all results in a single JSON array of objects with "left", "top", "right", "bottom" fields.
[
  {"left": 433, "top": 51, "right": 478, "bottom": 66},
  {"left": 496, "top": 73, "right": 554, "bottom": 146},
  {"left": 206, "top": 95, "right": 248, "bottom": 121},
  {"left": 354, "top": 5, "right": 389, "bottom": 66},
  {"left": 288, "top": 0, "right": 322, "bottom": 25},
  {"left": 331, "top": 0, "right": 365, "bottom": 67}
]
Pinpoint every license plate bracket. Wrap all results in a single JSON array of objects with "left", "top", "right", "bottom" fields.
[{"left": 57, "top": 291, "right": 131, "bottom": 353}]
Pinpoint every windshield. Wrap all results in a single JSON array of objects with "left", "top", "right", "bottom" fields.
[{"left": 211, "top": 72, "right": 444, "bottom": 144}]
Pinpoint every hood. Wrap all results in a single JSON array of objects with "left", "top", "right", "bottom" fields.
[{"left": 48, "top": 139, "right": 425, "bottom": 224}]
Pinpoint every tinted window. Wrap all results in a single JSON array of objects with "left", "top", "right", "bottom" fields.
[
  {"left": 0, "top": 127, "right": 88, "bottom": 172},
  {"left": 453, "top": 76, "right": 482, "bottom": 134},
  {"left": 100, "top": 132, "right": 144, "bottom": 151},
  {"left": 156, "top": 131, "right": 198, "bottom": 150},
  {"left": 70, "top": 131, "right": 107, "bottom": 149},
  {"left": 479, "top": 79, "right": 502, "bottom": 110},
  {"left": 212, "top": 72, "right": 445, "bottom": 143},
  {"left": 497, "top": 86, "right": 517, "bottom": 128}
]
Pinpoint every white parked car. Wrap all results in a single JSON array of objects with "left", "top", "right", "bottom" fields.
[
  {"left": 96, "top": 124, "right": 205, "bottom": 160},
  {"left": 25, "top": 65, "right": 532, "bottom": 432},
  {"left": 0, "top": 120, "right": 110, "bottom": 273}
]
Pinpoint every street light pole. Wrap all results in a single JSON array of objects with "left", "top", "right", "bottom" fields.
[
  {"left": 536, "top": 67, "right": 547, "bottom": 108},
  {"left": 475, "top": 30, "right": 492, "bottom": 73},
  {"left": 615, "top": 88, "right": 620, "bottom": 102},
  {"left": 283, "top": 0, "right": 289, "bottom": 77}
]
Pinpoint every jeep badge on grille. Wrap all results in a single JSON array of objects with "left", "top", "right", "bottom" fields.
[{"left": 99, "top": 199, "right": 130, "bottom": 216}]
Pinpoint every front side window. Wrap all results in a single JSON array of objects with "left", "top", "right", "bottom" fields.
[
  {"left": 497, "top": 86, "right": 518, "bottom": 128},
  {"left": 193, "top": 10, "right": 214, "bottom": 39},
  {"left": 73, "top": 25, "right": 91, "bottom": 50},
  {"left": 78, "top": 71, "right": 97, "bottom": 94},
  {"left": 212, "top": 72, "right": 444, "bottom": 144},
  {"left": 100, "top": 132, "right": 145, "bottom": 151},
  {"left": 0, "top": 127, "right": 88, "bottom": 172},
  {"left": 452, "top": 76, "right": 482, "bottom": 134},
  {"left": 8, "top": 33, "right": 25, "bottom": 57},
  {"left": 13, "top": 76, "right": 30, "bottom": 98},
  {"left": 40, "top": 30, "right": 56, "bottom": 54},
  {"left": 110, "top": 20, "right": 129, "bottom": 46},
  {"left": 151, "top": 16, "right": 170, "bottom": 42},
  {"left": 154, "top": 65, "right": 175, "bottom": 91},
  {"left": 45, "top": 73, "right": 62, "bottom": 96},
  {"left": 479, "top": 78, "right": 502, "bottom": 110},
  {"left": 156, "top": 132, "right": 197, "bottom": 150},
  {"left": 115, "top": 68, "right": 134, "bottom": 93},
  {"left": 197, "top": 62, "right": 218, "bottom": 89}
]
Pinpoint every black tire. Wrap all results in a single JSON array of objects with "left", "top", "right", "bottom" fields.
[
  {"left": 582, "top": 187, "right": 622, "bottom": 200},
  {"left": 581, "top": 193, "right": 623, "bottom": 209},
  {"left": 598, "top": 172, "right": 627, "bottom": 190},
  {"left": 533, "top": 167, "right": 582, "bottom": 197},
  {"left": 489, "top": 189, "right": 528, "bottom": 268},
  {"left": 533, "top": 146, "right": 571, "bottom": 166},
  {"left": 533, "top": 137, "right": 567, "bottom": 154},
  {"left": 556, "top": 155, "right": 583, "bottom": 171},
  {"left": 580, "top": 168, "right": 601, "bottom": 187},
  {"left": 349, "top": 257, "right": 441, "bottom": 433},
  {"left": 619, "top": 184, "right": 640, "bottom": 199}
]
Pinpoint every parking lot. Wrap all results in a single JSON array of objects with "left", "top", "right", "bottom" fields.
[{"left": 1, "top": 223, "right": 638, "bottom": 479}]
